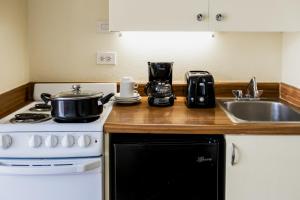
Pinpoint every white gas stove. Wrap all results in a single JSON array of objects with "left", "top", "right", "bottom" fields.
[{"left": 0, "top": 83, "right": 116, "bottom": 200}]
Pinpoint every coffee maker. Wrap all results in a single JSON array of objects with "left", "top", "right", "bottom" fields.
[{"left": 145, "top": 62, "right": 175, "bottom": 106}]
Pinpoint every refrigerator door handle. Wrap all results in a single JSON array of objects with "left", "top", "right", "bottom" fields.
[{"left": 0, "top": 160, "right": 101, "bottom": 175}]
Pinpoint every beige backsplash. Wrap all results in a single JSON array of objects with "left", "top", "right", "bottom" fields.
[
  {"left": 0, "top": 0, "right": 29, "bottom": 94},
  {"left": 282, "top": 33, "right": 300, "bottom": 88},
  {"left": 1, "top": 0, "right": 289, "bottom": 96},
  {"left": 28, "top": 0, "right": 282, "bottom": 83}
]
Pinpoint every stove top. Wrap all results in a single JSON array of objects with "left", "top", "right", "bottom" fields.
[
  {"left": 0, "top": 83, "right": 116, "bottom": 159},
  {"left": 0, "top": 101, "right": 112, "bottom": 132}
]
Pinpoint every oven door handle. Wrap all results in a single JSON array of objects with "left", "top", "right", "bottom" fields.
[{"left": 0, "top": 160, "right": 101, "bottom": 175}]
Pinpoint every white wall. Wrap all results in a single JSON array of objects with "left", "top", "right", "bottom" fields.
[
  {"left": 0, "top": 0, "right": 29, "bottom": 94},
  {"left": 282, "top": 33, "right": 300, "bottom": 88},
  {"left": 28, "top": 0, "right": 282, "bottom": 83}
]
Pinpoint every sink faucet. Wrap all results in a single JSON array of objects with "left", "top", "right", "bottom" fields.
[
  {"left": 246, "top": 77, "right": 261, "bottom": 98},
  {"left": 232, "top": 77, "right": 263, "bottom": 100}
]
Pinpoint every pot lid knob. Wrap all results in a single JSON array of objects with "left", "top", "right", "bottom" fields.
[{"left": 72, "top": 84, "right": 81, "bottom": 92}]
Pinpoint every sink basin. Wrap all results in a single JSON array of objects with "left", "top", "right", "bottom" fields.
[{"left": 219, "top": 100, "right": 300, "bottom": 123}]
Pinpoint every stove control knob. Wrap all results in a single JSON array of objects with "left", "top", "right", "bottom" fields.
[
  {"left": 29, "top": 135, "right": 42, "bottom": 148},
  {"left": 45, "top": 135, "right": 58, "bottom": 148},
  {"left": 62, "top": 135, "right": 75, "bottom": 148},
  {"left": 78, "top": 135, "right": 91, "bottom": 148},
  {"left": 0, "top": 135, "right": 12, "bottom": 149}
]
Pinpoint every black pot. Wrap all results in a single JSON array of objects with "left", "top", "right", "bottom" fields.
[{"left": 41, "top": 85, "right": 114, "bottom": 123}]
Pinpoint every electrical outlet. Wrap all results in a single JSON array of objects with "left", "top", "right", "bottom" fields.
[{"left": 97, "top": 51, "right": 117, "bottom": 65}]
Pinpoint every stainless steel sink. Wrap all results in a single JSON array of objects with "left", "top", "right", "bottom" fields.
[{"left": 218, "top": 100, "right": 300, "bottom": 123}]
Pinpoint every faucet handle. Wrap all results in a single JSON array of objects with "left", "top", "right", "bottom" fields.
[
  {"left": 232, "top": 90, "right": 243, "bottom": 99},
  {"left": 256, "top": 90, "right": 263, "bottom": 98}
]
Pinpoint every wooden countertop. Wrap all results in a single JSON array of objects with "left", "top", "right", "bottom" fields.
[{"left": 104, "top": 97, "right": 300, "bottom": 135}]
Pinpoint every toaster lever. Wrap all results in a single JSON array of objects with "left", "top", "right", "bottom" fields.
[{"left": 199, "top": 82, "right": 206, "bottom": 96}]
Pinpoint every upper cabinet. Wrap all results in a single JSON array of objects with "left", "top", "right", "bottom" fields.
[
  {"left": 210, "top": 0, "right": 300, "bottom": 31},
  {"left": 109, "top": 0, "right": 300, "bottom": 32},
  {"left": 109, "top": 0, "right": 209, "bottom": 31}
]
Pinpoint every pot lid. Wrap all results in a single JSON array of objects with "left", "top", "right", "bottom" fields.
[{"left": 52, "top": 85, "right": 104, "bottom": 100}]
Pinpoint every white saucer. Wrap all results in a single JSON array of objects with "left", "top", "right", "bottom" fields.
[
  {"left": 115, "top": 93, "right": 140, "bottom": 100},
  {"left": 114, "top": 93, "right": 142, "bottom": 104}
]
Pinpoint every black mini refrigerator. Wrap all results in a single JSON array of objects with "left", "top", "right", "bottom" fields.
[{"left": 110, "top": 134, "right": 225, "bottom": 200}]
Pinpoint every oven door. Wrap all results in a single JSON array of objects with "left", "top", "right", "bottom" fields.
[{"left": 0, "top": 157, "right": 102, "bottom": 200}]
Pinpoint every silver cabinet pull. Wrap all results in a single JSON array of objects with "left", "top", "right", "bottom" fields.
[
  {"left": 231, "top": 143, "right": 239, "bottom": 166},
  {"left": 197, "top": 13, "right": 204, "bottom": 21},
  {"left": 216, "top": 13, "right": 224, "bottom": 21}
]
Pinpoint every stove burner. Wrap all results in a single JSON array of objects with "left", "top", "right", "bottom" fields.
[
  {"left": 29, "top": 103, "right": 51, "bottom": 112},
  {"left": 10, "top": 113, "right": 52, "bottom": 124}
]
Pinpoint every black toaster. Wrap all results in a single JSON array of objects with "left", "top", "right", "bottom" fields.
[{"left": 185, "top": 71, "right": 216, "bottom": 108}]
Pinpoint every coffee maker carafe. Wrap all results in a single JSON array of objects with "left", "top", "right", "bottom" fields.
[{"left": 145, "top": 62, "right": 175, "bottom": 106}]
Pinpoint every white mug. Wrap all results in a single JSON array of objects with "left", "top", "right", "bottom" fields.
[{"left": 120, "top": 77, "right": 138, "bottom": 97}]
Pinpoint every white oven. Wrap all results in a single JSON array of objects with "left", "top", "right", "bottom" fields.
[
  {"left": 0, "top": 157, "right": 102, "bottom": 200},
  {"left": 0, "top": 83, "right": 116, "bottom": 200}
]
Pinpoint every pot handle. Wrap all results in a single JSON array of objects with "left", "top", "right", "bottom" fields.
[
  {"left": 41, "top": 93, "right": 52, "bottom": 104},
  {"left": 100, "top": 93, "right": 115, "bottom": 105}
]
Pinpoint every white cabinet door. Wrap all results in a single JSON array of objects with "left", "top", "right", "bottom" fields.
[
  {"left": 109, "top": 0, "right": 209, "bottom": 31},
  {"left": 226, "top": 135, "right": 300, "bottom": 200},
  {"left": 210, "top": 0, "right": 300, "bottom": 31}
]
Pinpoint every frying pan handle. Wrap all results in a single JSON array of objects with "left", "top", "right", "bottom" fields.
[
  {"left": 41, "top": 93, "right": 52, "bottom": 105},
  {"left": 100, "top": 93, "right": 115, "bottom": 105}
]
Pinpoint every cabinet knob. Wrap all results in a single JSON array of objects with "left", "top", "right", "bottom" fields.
[
  {"left": 197, "top": 13, "right": 204, "bottom": 21},
  {"left": 216, "top": 13, "right": 224, "bottom": 21}
]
